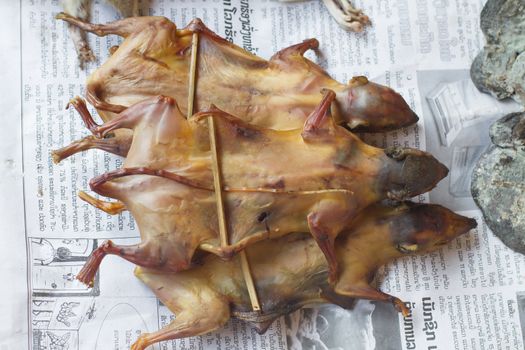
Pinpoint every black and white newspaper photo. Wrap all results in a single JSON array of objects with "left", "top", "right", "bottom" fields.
[{"left": 2, "top": 0, "right": 525, "bottom": 349}]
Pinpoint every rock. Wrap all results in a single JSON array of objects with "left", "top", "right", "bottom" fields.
[
  {"left": 470, "top": 0, "right": 525, "bottom": 104},
  {"left": 471, "top": 112, "right": 525, "bottom": 254}
]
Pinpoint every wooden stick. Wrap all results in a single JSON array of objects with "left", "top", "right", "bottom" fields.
[
  {"left": 187, "top": 32, "right": 199, "bottom": 119},
  {"left": 187, "top": 31, "right": 260, "bottom": 312},
  {"left": 208, "top": 117, "right": 229, "bottom": 247},
  {"left": 240, "top": 251, "right": 261, "bottom": 311}
]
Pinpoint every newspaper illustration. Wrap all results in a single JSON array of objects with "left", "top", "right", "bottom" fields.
[
  {"left": 2, "top": 0, "right": 525, "bottom": 349},
  {"left": 30, "top": 238, "right": 100, "bottom": 297},
  {"left": 417, "top": 69, "right": 522, "bottom": 212}
]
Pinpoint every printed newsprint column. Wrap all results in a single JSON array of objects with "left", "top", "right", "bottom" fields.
[{"left": 0, "top": 1, "right": 27, "bottom": 349}]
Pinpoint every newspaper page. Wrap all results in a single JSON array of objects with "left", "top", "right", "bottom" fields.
[
  {"left": 0, "top": 1, "right": 27, "bottom": 349},
  {"left": 3, "top": 0, "right": 525, "bottom": 349}
]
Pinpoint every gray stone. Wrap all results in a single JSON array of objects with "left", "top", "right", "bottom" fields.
[
  {"left": 470, "top": 0, "right": 525, "bottom": 104},
  {"left": 471, "top": 112, "right": 525, "bottom": 254}
]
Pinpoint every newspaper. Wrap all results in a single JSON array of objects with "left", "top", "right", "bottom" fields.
[{"left": 2, "top": 0, "right": 525, "bottom": 349}]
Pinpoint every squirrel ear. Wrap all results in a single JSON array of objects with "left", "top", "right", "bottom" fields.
[{"left": 302, "top": 89, "right": 337, "bottom": 141}]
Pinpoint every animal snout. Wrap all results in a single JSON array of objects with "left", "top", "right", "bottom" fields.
[{"left": 402, "top": 153, "right": 449, "bottom": 197}]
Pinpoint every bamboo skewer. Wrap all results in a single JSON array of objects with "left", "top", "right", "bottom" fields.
[
  {"left": 240, "top": 251, "right": 261, "bottom": 311},
  {"left": 187, "top": 32, "right": 261, "bottom": 312},
  {"left": 187, "top": 33, "right": 199, "bottom": 119},
  {"left": 207, "top": 118, "right": 229, "bottom": 247}
]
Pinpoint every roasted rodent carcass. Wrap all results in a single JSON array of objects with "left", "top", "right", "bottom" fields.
[
  {"left": 64, "top": 91, "right": 448, "bottom": 285},
  {"left": 53, "top": 14, "right": 418, "bottom": 163},
  {"left": 61, "top": 0, "right": 369, "bottom": 67},
  {"left": 127, "top": 201, "right": 476, "bottom": 350}
]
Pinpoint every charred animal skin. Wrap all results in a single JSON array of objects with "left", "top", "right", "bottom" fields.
[
  {"left": 64, "top": 92, "right": 447, "bottom": 285},
  {"left": 53, "top": 14, "right": 418, "bottom": 162},
  {"left": 128, "top": 202, "right": 477, "bottom": 350}
]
